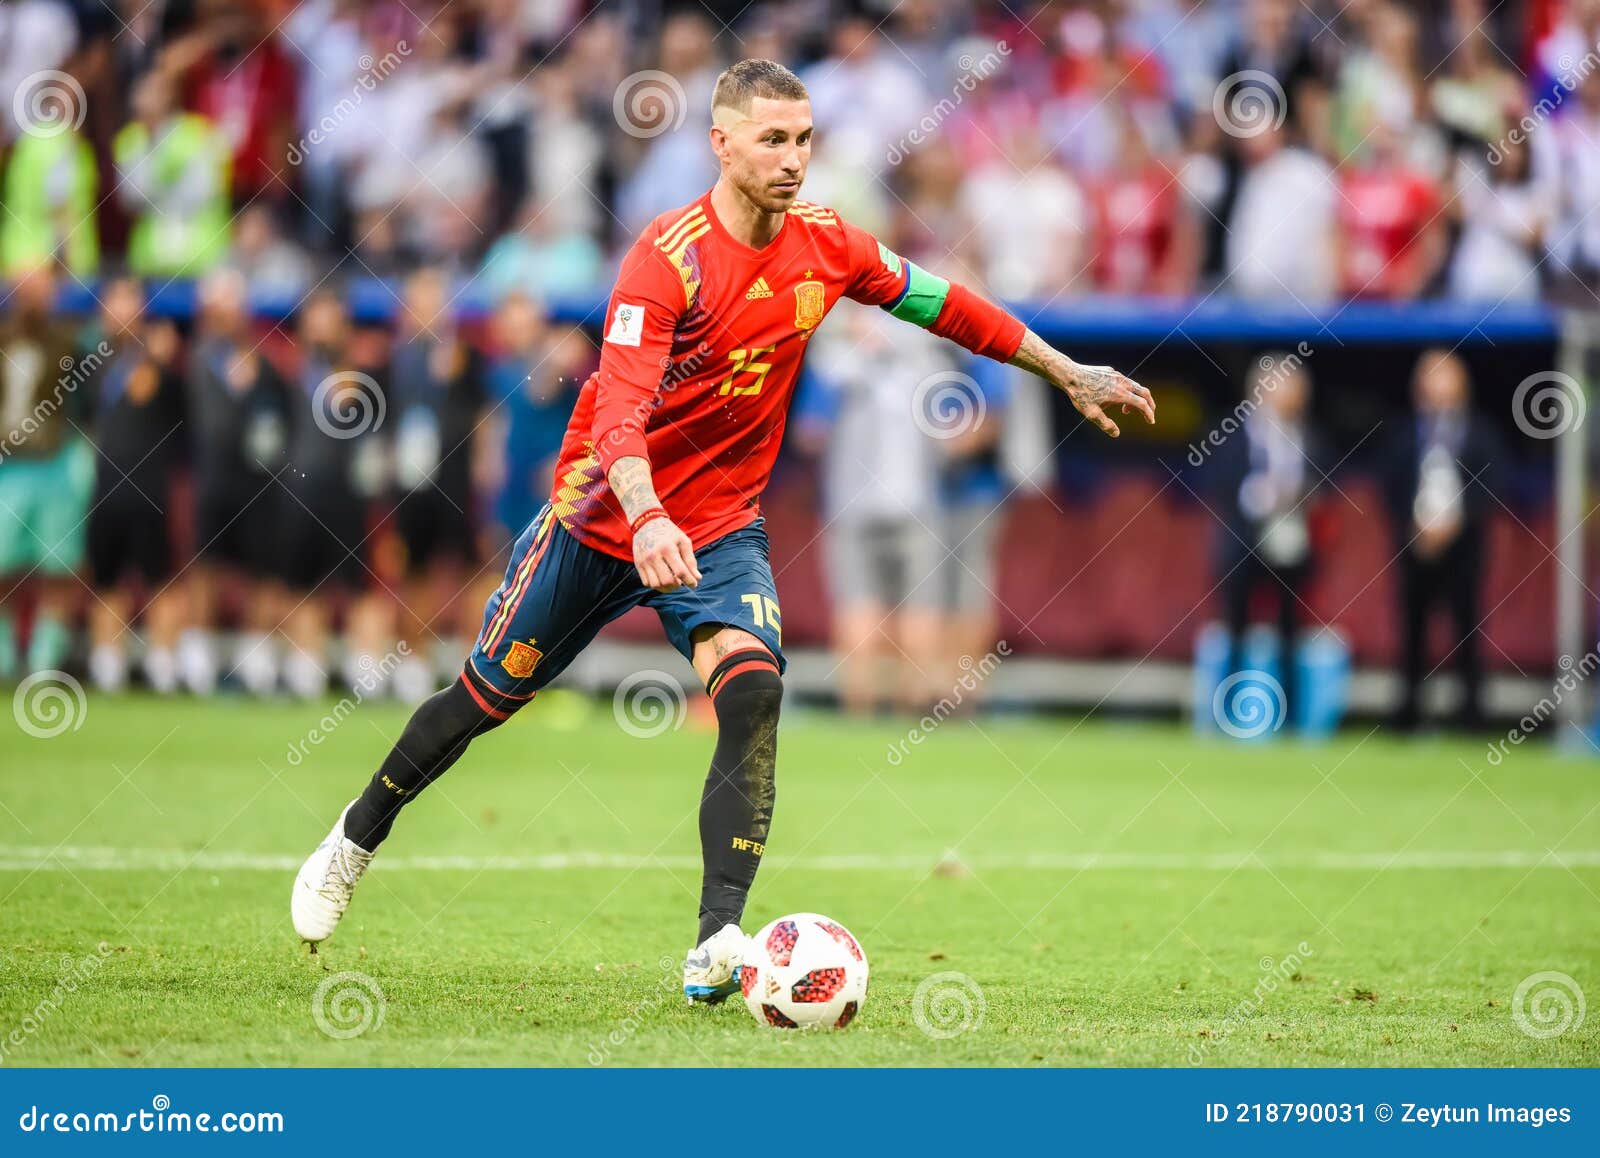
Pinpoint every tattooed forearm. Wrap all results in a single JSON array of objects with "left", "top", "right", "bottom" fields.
[
  {"left": 1008, "top": 328, "right": 1071, "bottom": 380},
  {"left": 1007, "top": 328, "right": 1155, "bottom": 438},
  {"left": 1009, "top": 329, "right": 1120, "bottom": 409},
  {"left": 606, "top": 455, "right": 662, "bottom": 522}
]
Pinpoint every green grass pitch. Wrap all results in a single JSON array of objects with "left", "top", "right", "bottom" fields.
[{"left": 2, "top": 691, "right": 1596, "bottom": 1067}]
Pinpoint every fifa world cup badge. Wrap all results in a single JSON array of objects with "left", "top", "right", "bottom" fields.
[
  {"left": 793, "top": 280, "right": 825, "bottom": 330},
  {"left": 501, "top": 639, "right": 544, "bottom": 679}
]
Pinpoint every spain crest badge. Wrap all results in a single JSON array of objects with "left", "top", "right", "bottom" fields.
[
  {"left": 793, "top": 280, "right": 825, "bottom": 330},
  {"left": 501, "top": 639, "right": 543, "bottom": 679}
]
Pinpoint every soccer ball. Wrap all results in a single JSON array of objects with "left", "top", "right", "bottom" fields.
[{"left": 740, "top": 913, "right": 868, "bottom": 1030}]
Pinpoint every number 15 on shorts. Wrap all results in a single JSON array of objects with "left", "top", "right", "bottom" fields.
[{"left": 741, "top": 593, "right": 782, "bottom": 642}]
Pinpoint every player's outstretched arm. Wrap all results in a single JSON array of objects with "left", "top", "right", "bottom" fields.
[
  {"left": 1008, "top": 328, "right": 1156, "bottom": 439},
  {"left": 839, "top": 220, "right": 1153, "bottom": 438},
  {"left": 608, "top": 455, "right": 701, "bottom": 592}
]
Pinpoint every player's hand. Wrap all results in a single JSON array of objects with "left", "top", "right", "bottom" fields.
[
  {"left": 633, "top": 517, "right": 701, "bottom": 592},
  {"left": 1059, "top": 362, "right": 1154, "bottom": 438}
]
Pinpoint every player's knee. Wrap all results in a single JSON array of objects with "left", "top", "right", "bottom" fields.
[{"left": 706, "top": 647, "right": 783, "bottom": 732}]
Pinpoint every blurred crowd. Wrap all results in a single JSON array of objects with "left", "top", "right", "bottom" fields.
[
  {"left": 0, "top": 0, "right": 1591, "bottom": 719},
  {"left": 1, "top": 0, "right": 1598, "bottom": 302}
]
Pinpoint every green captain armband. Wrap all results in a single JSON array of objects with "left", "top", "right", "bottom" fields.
[{"left": 883, "top": 254, "right": 950, "bottom": 329}]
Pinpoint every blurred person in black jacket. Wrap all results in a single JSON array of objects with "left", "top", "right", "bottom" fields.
[
  {"left": 279, "top": 291, "right": 390, "bottom": 699},
  {"left": 182, "top": 268, "right": 293, "bottom": 695},
  {"left": 84, "top": 277, "right": 186, "bottom": 693},
  {"left": 1211, "top": 354, "right": 1328, "bottom": 727},
  {"left": 1383, "top": 348, "right": 1503, "bottom": 731}
]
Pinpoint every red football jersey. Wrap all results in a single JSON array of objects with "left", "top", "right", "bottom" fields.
[{"left": 548, "top": 193, "right": 911, "bottom": 560}]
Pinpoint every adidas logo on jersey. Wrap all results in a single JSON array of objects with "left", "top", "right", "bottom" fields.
[{"left": 745, "top": 277, "right": 773, "bottom": 300}]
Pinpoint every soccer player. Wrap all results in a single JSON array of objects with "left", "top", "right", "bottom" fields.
[{"left": 292, "top": 59, "right": 1154, "bottom": 1002}]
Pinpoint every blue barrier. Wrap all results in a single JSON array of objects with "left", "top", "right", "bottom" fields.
[
  {"left": 1194, "top": 623, "right": 1352, "bottom": 740},
  {"left": 49, "top": 279, "right": 1563, "bottom": 344}
]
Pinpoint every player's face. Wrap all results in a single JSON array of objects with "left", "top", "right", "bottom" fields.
[{"left": 724, "top": 97, "right": 812, "bottom": 212}]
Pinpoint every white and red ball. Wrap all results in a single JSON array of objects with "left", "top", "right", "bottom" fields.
[{"left": 741, "top": 913, "right": 868, "bottom": 1030}]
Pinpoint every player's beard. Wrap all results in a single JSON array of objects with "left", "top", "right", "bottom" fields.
[{"left": 737, "top": 164, "right": 802, "bottom": 215}]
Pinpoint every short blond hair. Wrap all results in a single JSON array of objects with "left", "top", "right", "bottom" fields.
[{"left": 711, "top": 58, "right": 808, "bottom": 115}]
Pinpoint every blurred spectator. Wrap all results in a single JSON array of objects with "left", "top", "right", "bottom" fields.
[
  {"left": 484, "top": 294, "right": 587, "bottom": 550},
  {"left": 1210, "top": 355, "right": 1327, "bottom": 726},
  {"left": 1, "top": 98, "right": 99, "bottom": 276},
  {"left": 0, "top": 2, "right": 77, "bottom": 145},
  {"left": 163, "top": 0, "right": 298, "bottom": 206},
  {"left": 615, "top": 12, "right": 723, "bottom": 234},
  {"left": 478, "top": 196, "right": 606, "bottom": 304},
  {"left": 278, "top": 291, "right": 386, "bottom": 699},
  {"left": 404, "top": 95, "right": 494, "bottom": 265},
  {"left": 960, "top": 121, "right": 1089, "bottom": 299},
  {"left": 1382, "top": 349, "right": 1503, "bottom": 732},
  {"left": 1333, "top": 1, "right": 1435, "bottom": 166},
  {"left": 1547, "top": 69, "right": 1600, "bottom": 293},
  {"left": 182, "top": 269, "right": 292, "bottom": 696},
  {"left": 1125, "top": 0, "right": 1232, "bottom": 118},
  {"left": 1335, "top": 123, "right": 1445, "bottom": 299},
  {"left": 935, "top": 357, "right": 1013, "bottom": 693},
  {"left": 1089, "top": 112, "right": 1197, "bottom": 295},
  {"left": 1225, "top": 121, "right": 1336, "bottom": 302},
  {"left": 386, "top": 268, "right": 491, "bottom": 701},
  {"left": 801, "top": 17, "right": 926, "bottom": 179},
  {"left": 115, "top": 69, "right": 231, "bottom": 277},
  {"left": 1428, "top": 30, "right": 1522, "bottom": 162},
  {"left": 801, "top": 302, "right": 952, "bottom": 714},
  {"left": 1447, "top": 140, "right": 1553, "bottom": 302},
  {"left": 224, "top": 204, "right": 315, "bottom": 302},
  {"left": 0, "top": 266, "right": 89, "bottom": 679},
  {"left": 83, "top": 278, "right": 185, "bottom": 693},
  {"left": 1216, "top": 0, "right": 1331, "bottom": 151}
]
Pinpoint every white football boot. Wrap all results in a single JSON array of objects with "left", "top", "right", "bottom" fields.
[
  {"left": 291, "top": 801, "right": 374, "bottom": 946},
  {"left": 683, "top": 923, "right": 747, "bottom": 1004}
]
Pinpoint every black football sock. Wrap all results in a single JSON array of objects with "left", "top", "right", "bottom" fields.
[
  {"left": 342, "top": 672, "right": 520, "bottom": 850},
  {"left": 697, "top": 649, "right": 783, "bottom": 944}
]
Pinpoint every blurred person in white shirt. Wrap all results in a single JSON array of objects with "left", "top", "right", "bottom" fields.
[
  {"left": 799, "top": 302, "right": 955, "bottom": 715},
  {"left": 959, "top": 122, "right": 1089, "bottom": 300},
  {"left": 1225, "top": 120, "right": 1336, "bottom": 302},
  {"left": 1447, "top": 138, "right": 1553, "bottom": 303}
]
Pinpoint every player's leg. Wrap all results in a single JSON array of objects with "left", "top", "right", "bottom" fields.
[
  {"left": 291, "top": 510, "right": 640, "bottom": 944},
  {"left": 650, "top": 522, "right": 786, "bottom": 1001}
]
